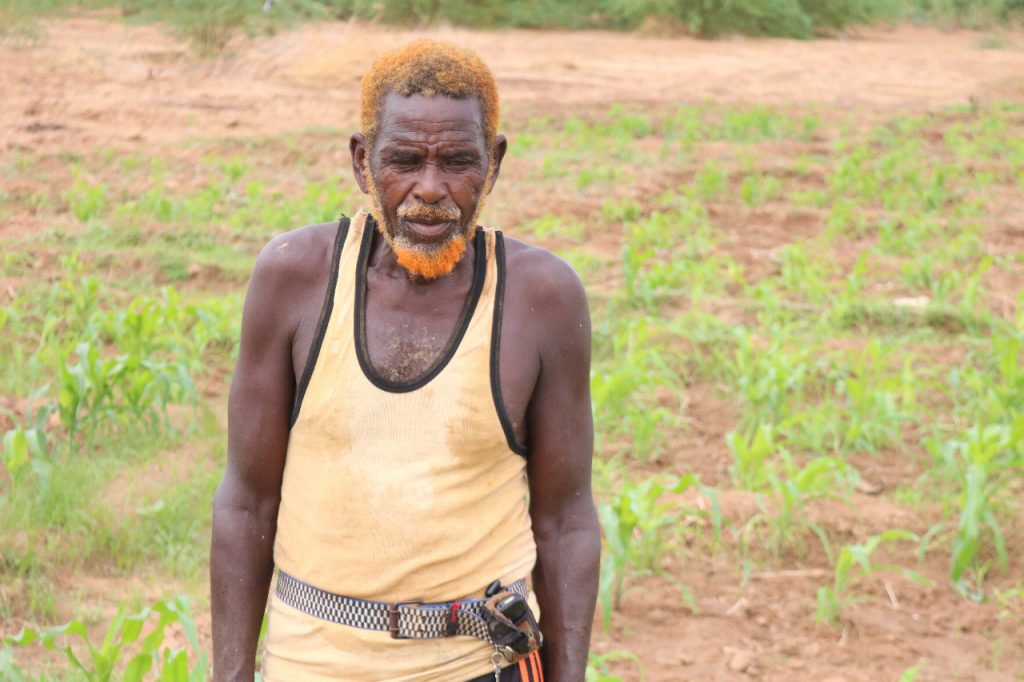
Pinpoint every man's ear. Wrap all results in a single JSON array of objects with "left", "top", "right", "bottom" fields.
[
  {"left": 486, "top": 134, "right": 508, "bottom": 195},
  {"left": 350, "top": 132, "right": 370, "bottom": 194}
]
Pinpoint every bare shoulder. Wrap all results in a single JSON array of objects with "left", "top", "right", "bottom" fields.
[
  {"left": 500, "top": 234, "right": 590, "bottom": 355},
  {"left": 501, "top": 234, "right": 588, "bottom": 316},
  {"left": 242, "top": 221, "right": 343, "bottom": 341},
  {"left": 252, "top": 221, "right": 340, "bottom": 288}
]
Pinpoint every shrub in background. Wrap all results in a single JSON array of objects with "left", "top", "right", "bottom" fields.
[
  {"left": 907, "top": 0, "right": 1024, "bottom": 28},
  {"left": 6, "top": 0, "right": 1021, "bottom": 48}
]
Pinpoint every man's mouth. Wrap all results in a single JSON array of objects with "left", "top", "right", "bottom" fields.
[{"left": 403, "top": 218, "right": 455, "bottom": 240}]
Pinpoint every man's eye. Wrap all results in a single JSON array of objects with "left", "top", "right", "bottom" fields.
[
  {"left": 445, "top": 157, "right": 475, "bottom": 170},
  {"left": 389, "top": 154, "right": 420, "bottom": 167}
]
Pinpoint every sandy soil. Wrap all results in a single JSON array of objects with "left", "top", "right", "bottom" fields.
[
  {"left": 2, "top": 13, "right": 1024, "bottom": 682},
  {"left": 3, "top": 17, "right": 1024, "bottom": 154}
]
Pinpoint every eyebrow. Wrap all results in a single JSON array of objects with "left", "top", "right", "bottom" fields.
[
  {"left": 379, "top": 141, "right": 483, "bottom": 156},
  {"left": 446, "top": 149, "right": 481, "bottom": 159}
]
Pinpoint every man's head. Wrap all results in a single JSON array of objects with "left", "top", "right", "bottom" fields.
[{"left": 351, "top": 40, "right": 507, "bottom": 280}]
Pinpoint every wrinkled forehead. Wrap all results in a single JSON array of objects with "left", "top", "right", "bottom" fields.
[{"left": 375, "top": 92, "right": 486, "bottom": 145}]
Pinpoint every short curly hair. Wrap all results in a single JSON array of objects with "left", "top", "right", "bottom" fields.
[{"left": 360, "top": 39, "right": 500, "bottom": 154}]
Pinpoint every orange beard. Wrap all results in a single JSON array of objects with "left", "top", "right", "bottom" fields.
[
  {"left": 389, "top": 235, "right": 470, "bottom": 280},
  {"left": 364, "top": 167, "right": 488, "bottom": 281}
]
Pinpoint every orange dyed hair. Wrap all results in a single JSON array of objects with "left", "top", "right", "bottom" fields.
[
  {"left": 360, "top": 39, "right": 499, "bottom": 153},
  {"left": 391, "top": 236, "right": 469, "bottom": 281}
]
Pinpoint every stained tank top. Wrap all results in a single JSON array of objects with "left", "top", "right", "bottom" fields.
[{"left": 263, "top": 210, "right": 538, "bottom": 682}]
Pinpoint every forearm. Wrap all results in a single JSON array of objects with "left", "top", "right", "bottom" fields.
[
  {"left": 210, "top": 481, "right": 280, "bottom": 682},
  {"left": 532, "top": 520, "right": 601, "bottom": 682}
]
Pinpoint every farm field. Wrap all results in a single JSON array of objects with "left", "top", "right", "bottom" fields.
[{"left": 2, "top": 14, "right": 1024, "bottom": 682}]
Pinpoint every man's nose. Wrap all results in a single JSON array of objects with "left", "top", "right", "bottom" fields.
[{"left": 412, "top": 163, "right": 446, "bottom": 205}]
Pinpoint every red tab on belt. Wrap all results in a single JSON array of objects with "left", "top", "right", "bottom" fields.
[{"left": 446, "top": 602, "right": 461, "bottom": 637}]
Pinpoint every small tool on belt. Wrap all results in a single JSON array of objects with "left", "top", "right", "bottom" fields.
[
  {"left": 491, "top": 647, "right": 505, "bottom": 682},
  {"left": 481, "top": 579, "right": 543, "bottom": 681}
]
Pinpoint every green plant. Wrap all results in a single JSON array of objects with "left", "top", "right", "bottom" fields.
[
  {"left": 897, "top": 659, "right": 925, "bottom": 681},
  {"left": 586, "top": 649, "right": 644, "bottom": 682},
  {"left": 63, "top": 170, "right": 107, "bottom": 223},
  {"left": 740, "top": 173, "right": 782, "bottom": 208},
  {"left": 590, "top": 318, "right": 684, "bottom": 460},
  {"left": 815, "top": 529, "right": 930, "bottom": 626},
  {"left": 909, "top": 0, "right": 1024, "bottom": 28},
  {"left": 727, "top": 423, "right": 777, "bottom": 489},
  {"left": 1, "top": 423, "right": 50, "bottom": 490},
  {"left": 3, "top": 595, "right": 207, "bottom": 681},
  {"left": 993, "top": 585, "right": 1024, "bottom": 626},
  {"left": 691, "top": 161, "right": 728, "bottom": 201},
  {"left": 774, "top": 241, "right": 834, "bottom": 305},
  {"left": 598, "top": 474, "right": 720, "bottom": 628},
  {"left": 520, "top": 214, "right": 586, "bottom": 242},
  {"left": 0, "top": 386, "right": 54, "bottom": 490},
  {"left": 726, "top": 327, "right": 817, "bottom": 423},
  {"left": 924, "top": 422, "right": 1019, "bottom": 597},
  {"left": 829, "top": 340, "right": 916, "bottom": 453},
  {"left": 748, "top": 453, "right": 858, "bottom": 559},
  {"left": 618, "top": 204, "right": 731, "bottom": 311},
  {"left": 123, "top": 0, "right": 252, "bottom": 54}
]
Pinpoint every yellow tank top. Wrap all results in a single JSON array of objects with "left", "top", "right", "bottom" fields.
[{"left": 264, "top": 210, "right": 538, "bottom": 682}]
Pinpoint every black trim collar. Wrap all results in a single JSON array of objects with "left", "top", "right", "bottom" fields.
[
  {"left": 290, "top": 216, "right": 350, "bottom": 427},
  {"left": 490, "top": 233, "right": 528, "bottom": 457},
  {"left": 353, "top": 218, "right": 487, "bottom": 394}
]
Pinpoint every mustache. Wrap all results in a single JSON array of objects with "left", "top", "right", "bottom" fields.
[{"left": 397, "top": 203, "right": 462, "bottom": 223}]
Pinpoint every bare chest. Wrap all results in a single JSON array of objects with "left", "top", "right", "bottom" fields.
[{"left": 365, "top": 319, "right": 448, "bottom": 384}]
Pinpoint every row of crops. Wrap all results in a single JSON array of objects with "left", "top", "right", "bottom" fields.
[{"left": 2, "top": 97, "right": 1023, "bottom": 677}]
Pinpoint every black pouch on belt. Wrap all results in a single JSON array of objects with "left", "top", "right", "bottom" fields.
[{"left": 481, "top": 591, "right": 542, "bottom": 656}]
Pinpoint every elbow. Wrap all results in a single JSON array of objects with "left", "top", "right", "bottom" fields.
[
  {"left": 212, "top": 471, "right": 281, "bottom": 532},
  {"left": 532, "top": 498, "right": 601, "bottom": 548}
]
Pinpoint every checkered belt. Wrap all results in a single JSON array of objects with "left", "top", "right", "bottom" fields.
[{"left": 275, "top": 571, "right": 528, "bottom": 641}]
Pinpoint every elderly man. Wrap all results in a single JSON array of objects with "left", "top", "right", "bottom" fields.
[{"left": 210, "top": 40, "right": 599, "bottom": 682}]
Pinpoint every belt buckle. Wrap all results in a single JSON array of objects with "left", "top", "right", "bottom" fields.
[{"left": 388, "top": 600, "right": 424, "bottom": 639}]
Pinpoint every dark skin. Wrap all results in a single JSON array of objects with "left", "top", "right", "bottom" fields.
[{"left": 210, "top": 92, "right": 599, "bottom": 681}]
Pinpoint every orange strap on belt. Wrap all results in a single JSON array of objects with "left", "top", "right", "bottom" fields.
[{"left": 517, "top": 651, "right": 544, "bottom": 682}]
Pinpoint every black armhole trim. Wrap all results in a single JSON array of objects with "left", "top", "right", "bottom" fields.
[
  {"left": 491, "top": 233, "right": 529, "bottom": 457},
  {"left": 289, "top": 216, "right": 350, "bottom": 427},
  {"left": 354, "top": 220, "right": 488, "bottom": 393}
]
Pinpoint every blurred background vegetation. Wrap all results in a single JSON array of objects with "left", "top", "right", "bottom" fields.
[{"left": 3, "top": 0, "right": 1024, "bottom": 53}]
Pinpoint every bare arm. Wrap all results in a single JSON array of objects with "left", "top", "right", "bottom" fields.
[
  {"left": 525, "top": 258, "right": 600, "bottom": 682},
  {"left": 210, "top": 237, "right": 306, "bottom": 681}
]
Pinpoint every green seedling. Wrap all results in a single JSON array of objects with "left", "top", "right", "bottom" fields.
[
  {"left": 726, "top": 327, "right": 817, "bottom": 423},
  {"left": 729, "top": 419, "right": 860, "bottom": 558},
  {"left": 586, "top": 650, "right": 644, "bottom": 682},
  {"left": 739, "top": 173, "right": 782, "bottom": 208},
  {"left": 1, "top": 426, "right": 46, "bottom": 489},
  {"left": 0, "top": 386, "right": 54, "bottom": 489},
  {"left": 832, "top": 340, "right": 915, "bottom": 453},
  {"left": 748, "top": 454, "right": 858, "bottom": 560},
  {"left": 815, "top": 529, "right": 931, "bottom": 626},
  {"left": 897, "top": 660, "right": 925, "bottom": 682},
  {"left": 600, "top": 198, "right": 643, "bottom": 225},
  {"left": 775, "top": 241, "right": 833, "bottom": 305},
  {"left": 993, "top": 585, "right": 1024, "bottom": 626},
  {"left": 63, "top": 169, "right": 107, "bottom": 223},
  {"left": 521, "top": 214, "right": 585, "bottom": 241},
  {"left": 924, "top": 422, "right": 1018, "bottom": 598},
  {"left": 691, "top": 161, "right": 728, "bottom": 202},
  {"left": 590, "top": 319, "right": 682, "bottom": 459},
  {"left": 3, "top": 595, "right": 207, "bottom": 681},
  {"left": 598, "top": 474, "right": 720, "bottom": 629},
  {"left": 727, "top": 423, "right": 777, "bottom": 490}
]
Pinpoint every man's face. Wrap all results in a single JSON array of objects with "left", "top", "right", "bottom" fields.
[{"left": 353, "top": 92, "right": 503, "bottom": 280}]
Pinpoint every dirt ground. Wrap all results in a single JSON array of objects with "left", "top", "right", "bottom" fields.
[
  {"left": 4, "top": 17, "right": 1024, "bottom": 155},
  {"left": 3, "top": 13, "right": 1024, "bottom": 682}
]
